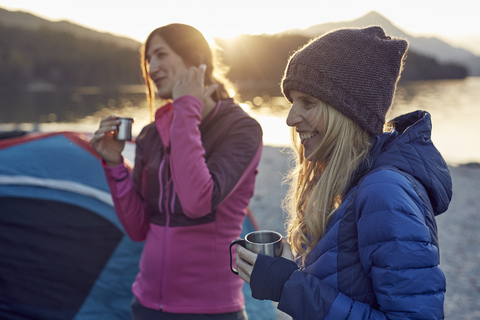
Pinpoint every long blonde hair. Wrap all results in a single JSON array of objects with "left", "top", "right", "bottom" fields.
[{"left": 283, "top": 101, "right": 372, "bottom": 266}]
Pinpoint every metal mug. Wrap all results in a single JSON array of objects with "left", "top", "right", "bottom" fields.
[
  {"left": 229, "top": 230, "right": 283, "bottom": 275},
  {"left": 114, "top": 117, "right": 133, "bottom": 141}
]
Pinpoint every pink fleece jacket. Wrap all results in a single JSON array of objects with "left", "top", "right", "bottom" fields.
[{"left": 103, "top": 95, "right": 263, "bottom": 314}]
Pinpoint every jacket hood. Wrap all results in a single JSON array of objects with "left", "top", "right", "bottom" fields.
[{"left": 367, "top": 110, "right": 452, "bottom": 215}]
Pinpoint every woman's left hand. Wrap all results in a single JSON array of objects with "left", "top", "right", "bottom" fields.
[
  {"left": 236, "top": 239, "right": 294, "bottom": 284},
  {"left": 172, "top": 64, "right": 218, "bottom": 117}
]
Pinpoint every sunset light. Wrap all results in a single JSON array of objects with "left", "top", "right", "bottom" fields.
[
  {"left": 1, "top": 0, "right": 479, "bottom": 48},
  {"left": 1, "top": 3, "right": 479, "bottom": 320}
]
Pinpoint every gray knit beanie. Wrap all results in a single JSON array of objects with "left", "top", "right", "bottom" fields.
[{"left": 282, "top": 26, "right": 408, "bottom": 136}]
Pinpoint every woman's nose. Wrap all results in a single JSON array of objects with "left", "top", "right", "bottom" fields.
[
  {"left": 149, "top": 59, "right": 160, "bottom": 77},
  {"left": 286, "top": 104, "right": 300, "bottom": 127}
]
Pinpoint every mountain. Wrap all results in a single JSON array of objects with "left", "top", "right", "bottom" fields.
[
  {"left": 280, "top": 11, "right": 480, "bottom": 77},
  {"left": 0, "top": 6, "right": 475, "bottom": 89},
  {"left": 0, "top": 7, "right": 143, "bottom": 90},
  {"left": 0, "top": 7, "right": 141, "bottom": 50},
  {"left": 2, "top": 7, "right": 478, "bottom": 75}
]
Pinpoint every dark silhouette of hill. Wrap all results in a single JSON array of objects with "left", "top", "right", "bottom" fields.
[
  {"left": 0, "top": 7, "right": 141, "bottom": 50},
  {"left": 0, "top": 23, "right": 143, "bottom": 90},
  {"left": 214, "top": 11, "right": 472, "bottom": 97},
  {"left": 216, "top": 12, "right": 468, "bottom": 97},
  {"left": 0, "top": 7, "right": 144, "bottom": 90}
]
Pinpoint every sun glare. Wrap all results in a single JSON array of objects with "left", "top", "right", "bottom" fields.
[{"left": 1, "top": 0, "right": 478, "bottom": 45}]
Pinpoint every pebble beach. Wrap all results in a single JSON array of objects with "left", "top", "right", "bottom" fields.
[{"left": 248, "top": 145, "right": 480, "bottom": 320}]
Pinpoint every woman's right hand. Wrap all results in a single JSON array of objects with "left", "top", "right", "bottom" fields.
[{"left": 89, "top": 115, "right": 125, "bottom": 167}]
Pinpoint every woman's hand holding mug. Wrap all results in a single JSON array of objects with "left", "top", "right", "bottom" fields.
[
  {"left": 90, "top": 115, "right": 129, "bottom": 167},
  {"left": 230, "top": 230, "right": 294, "bottom": 284}
]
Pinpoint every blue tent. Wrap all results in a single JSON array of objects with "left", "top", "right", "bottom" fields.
[
  {"left": 0, "top": 131, "right": 143, "bottom": 319},
  {"left": 0, "top": 131, "right": 275, "bottom": 320}
]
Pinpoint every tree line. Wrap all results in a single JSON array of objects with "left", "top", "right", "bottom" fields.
[
  {"left": 0, "top": 24, "right": 468, "bottom": 95},
  {"left": 215, "top": 34, "right": 468, "bottom": 96},
  {"left": 0, "top": 24, "right": 143, "bottom": 91}
]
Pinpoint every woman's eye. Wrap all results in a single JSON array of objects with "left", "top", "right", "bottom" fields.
[{"left": 303, "top": 99, "right": 316, "bottom": 108}]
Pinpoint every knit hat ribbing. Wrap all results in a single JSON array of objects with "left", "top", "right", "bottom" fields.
[{"left": 282, "top": 26, "right": 408, "bottom": 136}]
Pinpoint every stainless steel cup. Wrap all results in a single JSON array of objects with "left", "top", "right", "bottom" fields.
[
  {"left": 229, "top": 230, "right": 283, "bottom": 275},
  {"left": 114, "top": 117, "right": 133, "bottom": 141}
]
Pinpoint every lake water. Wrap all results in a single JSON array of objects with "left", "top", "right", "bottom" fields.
[{"left": 1, "top": 77, "right": 479, "bottom": 165}]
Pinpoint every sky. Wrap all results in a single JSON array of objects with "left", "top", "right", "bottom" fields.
[{"left": 1, "top": 0, "right": 479, "bottom": 54}]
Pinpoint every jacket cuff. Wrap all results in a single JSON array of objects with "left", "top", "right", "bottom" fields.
[
  {"left": 250, "top": 255, "right": 298, "bottom": 302},
  {"left": 102, "top": 159, "right": 129, "bottom": 182},
  {"left": 101, "top": 157, "right": 124, "bottom": 169}
]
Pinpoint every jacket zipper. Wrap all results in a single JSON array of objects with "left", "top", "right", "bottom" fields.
[{"left": 158, "top": 145, "right": 172, "bottom": 310}]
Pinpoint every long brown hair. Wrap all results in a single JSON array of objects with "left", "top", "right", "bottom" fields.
[{"left": 140, "top": 23, "right": 233, "bottom": 120}]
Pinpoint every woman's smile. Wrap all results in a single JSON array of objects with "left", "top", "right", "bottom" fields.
[{"left": 299, "top": 130, "right": 319, "bottom": 142}]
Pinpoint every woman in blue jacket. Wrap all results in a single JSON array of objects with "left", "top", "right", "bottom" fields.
[{"left": 235, "top": 26, "right": 452, "bottom": 319}]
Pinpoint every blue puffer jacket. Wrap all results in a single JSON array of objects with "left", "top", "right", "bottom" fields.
[{"left": 250, "top": 111, "right": 453, "bottom": 319}]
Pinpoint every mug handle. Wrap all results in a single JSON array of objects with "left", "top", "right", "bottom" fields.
[{"left": 229, "top": 238, "right": 245, "bottom": 275}]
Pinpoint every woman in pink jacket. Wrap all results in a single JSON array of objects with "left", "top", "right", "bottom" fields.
[{"left": 90, "top": 23, "right": 263, "bottom": 320}]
